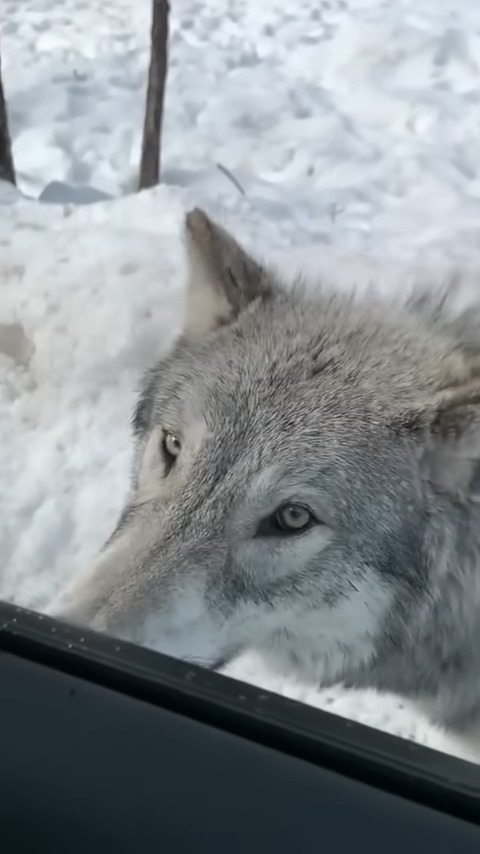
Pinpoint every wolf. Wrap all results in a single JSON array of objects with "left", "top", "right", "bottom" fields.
[{"left": 48, "top": 207, "right": 480, "bottom": 733}]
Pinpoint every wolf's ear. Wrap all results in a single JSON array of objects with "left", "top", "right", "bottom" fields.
[
  {"left": 397, "top": 368, "right": 480, "bottom": 500},
  {"left": 183, "top": 208, "right": 276, "bottom": 340}
]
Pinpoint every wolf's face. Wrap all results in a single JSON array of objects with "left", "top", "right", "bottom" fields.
[{"left": 50, "top": 210, "right": 480, "bottom": 688}]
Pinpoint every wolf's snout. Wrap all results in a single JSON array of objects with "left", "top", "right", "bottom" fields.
[
  {"left": 44, "top": 506, "right": 169, "bottom": 635},
  {"left": 44, "top": 547, "right": 133, "bottom": 635}
]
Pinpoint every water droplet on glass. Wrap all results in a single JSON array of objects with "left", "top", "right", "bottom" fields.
[
  {"left": 114, "top": 645, "right": 121, "bottom": 653},
  {"left": 67, "top": 643, "right": 73, "bottom": 650},
  {"left": 79, "top": 637, "right": 85, "bottom": 643},
  {"left": 51, "top": 627, "right": 56, "bottom": 633}
]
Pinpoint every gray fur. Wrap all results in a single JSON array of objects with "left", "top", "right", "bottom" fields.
[{"left": 48, "top": 208, "right": 480, "bottom": 732}]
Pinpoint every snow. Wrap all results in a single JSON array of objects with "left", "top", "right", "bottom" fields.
[{"left": 2, "top": 0, "right": 480, "bottom": 764}]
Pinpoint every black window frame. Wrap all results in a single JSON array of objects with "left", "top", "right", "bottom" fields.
[{"left": 1, "top": 599, "right": 480, "bottom": 852}]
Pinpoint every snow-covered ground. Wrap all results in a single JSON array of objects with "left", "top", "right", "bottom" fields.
[{"left": 2, "top": 0, "right": 480, "bottom": 763}]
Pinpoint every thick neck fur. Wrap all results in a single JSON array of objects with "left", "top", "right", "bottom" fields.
[{"left": 374, "top": 500, "right": 480, "bottom": 730}]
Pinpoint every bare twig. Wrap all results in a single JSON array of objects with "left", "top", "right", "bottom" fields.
[
  {"left": 216, "top": 162, "right": 246, "bottom": 196},
  {"left": 139, "top": 0, "right": 170, "bottom": 191}
]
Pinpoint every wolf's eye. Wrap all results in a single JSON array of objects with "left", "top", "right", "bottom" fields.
[
  {"left": 256, "top": 502, "right": 317, "bottom": 537},
  {"left": 161, "top": 430, "right": 182, "bottom": 473}
]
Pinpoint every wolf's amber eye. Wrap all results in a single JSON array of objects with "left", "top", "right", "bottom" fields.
[
  {"left": 256, "top": 502, "right": 317, "bottom": 537},
  {"left": 164, "top": 431, "right": 181, "bottom": 457},
  {"left": 161, "top": 431, "right": 182, "bottom": 473},
  {"left": 275, "top": 503, "right": 314, "bottom": 532}
]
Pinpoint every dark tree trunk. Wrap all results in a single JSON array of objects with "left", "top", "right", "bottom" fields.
[
  {"left": 139, "top": 0, "right": 169, "bottom": 191},
  {"left": 0, "top": 47, "right": 16, "bottom": 186}
]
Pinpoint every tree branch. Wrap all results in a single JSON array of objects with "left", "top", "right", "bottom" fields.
[
  {"left": 139, "top": 0, "right": 169, "bottom": 191},
  {"left": 0, "top": 45, "right": 16, "bottom": 186}
]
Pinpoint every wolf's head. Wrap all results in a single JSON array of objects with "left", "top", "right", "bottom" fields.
[{"left": 50, "top": 209, "right": 480, "bottom": 712}]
